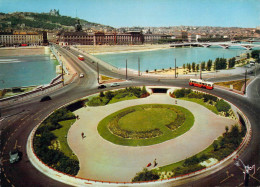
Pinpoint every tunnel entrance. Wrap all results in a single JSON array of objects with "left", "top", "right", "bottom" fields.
[{"left": 151, "top": 88, "right": 168, "bottom": 94}]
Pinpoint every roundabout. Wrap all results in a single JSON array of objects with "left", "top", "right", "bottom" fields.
[{"left": 66, "top": 92, "right": 237, "bottom": 182}]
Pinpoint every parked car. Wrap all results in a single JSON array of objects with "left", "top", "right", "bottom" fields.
[
  {"left": 79, "top": 73, "right": 84, "bottom": 78},
  {"left": 9, "top": 149, "right": 21, "bottom": 163},
  {"left": 98, "top": 85, "right": 106, "bottom": 89},
  {"left": 110, "top": 82, "right": 120, "bottom": 87},
  {"left": 40, "top": 95, "right": 52, "bottom": 102}
]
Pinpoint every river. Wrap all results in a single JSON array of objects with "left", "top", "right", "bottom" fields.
[
  {"left": 95, "top": 47, "right": 250, "bottom": 71},
  {"left": 0, "top": 55, "right": 58, "bottom": 89}
]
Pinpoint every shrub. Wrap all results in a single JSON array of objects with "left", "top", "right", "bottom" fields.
[
  {"left": 174, "top": 88, "right": 191, "bottom": 98},
  {"left": 132, "top": 168, "right": 159, "bottom": 182},
  {"left": 203, "top": 94, "right": 218, "bottom": 102},
  {"left": 187, "top": 92, "right": 203, "bottom": 99},
  {"left": 183, "top": 155, "right": 200, "bottom": 167},
  {"left": 215, "top": 99, "right": 231, "bottom": 113}
]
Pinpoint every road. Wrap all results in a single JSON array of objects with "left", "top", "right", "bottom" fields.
[{"left": 0, "top": 45, "right": 259, "bottom": 186}]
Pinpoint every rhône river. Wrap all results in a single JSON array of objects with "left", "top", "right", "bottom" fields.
[
  {"left": 0, "top": 55, "right": 58, "bottom": 89},
  {"left": 95, "top": 47, "right": 247, "bottom": 72}
]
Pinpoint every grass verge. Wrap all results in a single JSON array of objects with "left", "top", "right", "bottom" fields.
[
  {"left": 52, "top": 119, "right": 78, "bottom": 160},
  {"left": 180, "top": 97, "right": 219, "bottom": 114}
]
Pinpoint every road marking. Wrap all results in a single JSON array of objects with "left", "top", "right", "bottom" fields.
[
  {"left": 238, "top": 182, "right": 244, "bottom": 186},
  {"left": 220, "top": 174, "right": 233, "bottom": 183},
  {"left": 250, "top": 175, "right": 260, "bottom": 183}
]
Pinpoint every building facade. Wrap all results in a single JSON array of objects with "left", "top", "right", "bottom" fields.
[
  {"left": 58, "top": 31, "right": 146, "bottom": 46},
  {"left": 0, "top": 31, "right": 45, "bottom": 46}
]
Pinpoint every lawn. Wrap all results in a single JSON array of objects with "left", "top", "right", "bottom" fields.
[
  {"left": 98, "top": 104, "right": 194, "bottom": 146},
  {"left": 119, "top": 108, "right": 177, "bottom": 132},
  {"left": 52, "top": 119, "right": 78, "bottom": 160},
  {"left": 180, "top": 98, "right": 219, "bottom": 114},
  {"left": 156, "top": 142, "right": 214, "bottom": 173},
  {"left": 108, "top": 95, "right": 138, "bottom": 104}
]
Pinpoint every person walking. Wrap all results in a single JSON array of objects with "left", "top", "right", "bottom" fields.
[
  {"left": 81, "top": 132, "right": 85, "bottom": 139},
  {"left": 154, "top": 158, "right": 158, "bottom": 167}
]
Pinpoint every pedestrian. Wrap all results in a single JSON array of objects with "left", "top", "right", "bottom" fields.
[
  {"left": 175, "top": 100, "right": 178, "bottom": 104},
  {"left": 154, "top": 159, "right": 158, "bottom": 167},
  {"left": 81, "top": 132, "right": 84, "bottom": 139}
]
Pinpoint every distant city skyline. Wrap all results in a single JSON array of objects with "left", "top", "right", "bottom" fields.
[{"left": 0, "top": 0, "right": 259, "bottom": 28}]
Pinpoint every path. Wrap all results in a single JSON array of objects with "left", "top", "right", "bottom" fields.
[{"left": 67, "top": 94, "right": 236, "bottom": 182}]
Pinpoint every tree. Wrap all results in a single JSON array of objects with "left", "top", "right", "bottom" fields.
[
  {"left": 99, "top": 91, "right": 105, "bottom": 97},
  {"left": 187, "top": 63, "right": 191, "bottom": 72},
  {"left": 225, "top": 126, "right": 229, "bottom": 134},
  {"left": 192, "top": 62, "right": 196, "bottom": 72},
  {"left": 206, "top": 60, "right": 212, "bottom": 71},
  {"left": 251, "top": 50, "right": 260, "bottom": 61},
  {"left": 201, "top": 61, "right": 206, "bottom": 71},
  {"left": 228, "top": 57, "right": 236, "bottom": 68},
  {"left": 183, "top": 63, "right": 186, "bottom": 71},
  {"left": 213, "top": 141, "right": 219, "bottom": 151},
  {"left": 196, "top": 64, "right": 200, "bottom": 72}
]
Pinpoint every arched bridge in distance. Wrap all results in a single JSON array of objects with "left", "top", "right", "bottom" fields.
[{"left": 170, "top": 42, "right": 260, "bottom": 50}]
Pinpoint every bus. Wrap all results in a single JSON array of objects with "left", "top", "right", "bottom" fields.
[
  {"left": 78, "top": 55, "right": 84, "bottom": 61},
  {"left": 189, "top": 79, "right": 214, "bottom": 90}
]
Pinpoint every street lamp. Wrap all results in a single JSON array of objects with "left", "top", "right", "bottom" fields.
[
  {"left": 244, "top": 69, "right": 247, "bottom": 94},
  {"left": 234, "top": 159, "right": 255, "bottom": 186}
]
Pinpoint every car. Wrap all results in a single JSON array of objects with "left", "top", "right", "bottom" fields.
[
  {"left": 9, "top": 149, "right": 21, "bottom": 163},
  {"left": 79, "top": 73, "right": 84, "bottom": 78},
  {"left": 40, "top": 95, "right": 52, "bottom": 102},
  {"left": 110, "top": 82, "right": 120, "bottom": 87},
  {"left": 98, "top": 85, "right": 106, "bottom": 89}
]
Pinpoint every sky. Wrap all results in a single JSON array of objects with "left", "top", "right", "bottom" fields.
[{"left": 0, "top": 0, "right": 259, "bottom": 28}]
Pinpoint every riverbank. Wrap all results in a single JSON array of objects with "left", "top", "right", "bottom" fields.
[
  {"left": 76, "top": 44, "right": 170, "bottom": 55},
  {"left": 0, "top": 46, "right": 46, "bottom": 56}
]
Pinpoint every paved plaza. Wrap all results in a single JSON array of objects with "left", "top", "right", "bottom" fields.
[{"left": 67, "top": 94, "right": 236, "bottom": 182}]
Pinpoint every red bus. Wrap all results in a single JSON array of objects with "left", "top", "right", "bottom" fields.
[
  {"left": 78, "top": 55, "right": 84, "bottom": 61},
  {"left": 189, "top": 79, "right": 214, "bottom": 90}
]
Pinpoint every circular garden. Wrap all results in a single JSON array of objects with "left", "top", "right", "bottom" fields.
[{"left": 98, "top": 104, "right": 194, "bottom": 146}]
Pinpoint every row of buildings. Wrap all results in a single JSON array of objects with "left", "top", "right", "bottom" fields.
[
  {"left": 0, "top": 31, "right": 48, "bottom": 46},
  {"left": 0, "top": 29, "right": 188, "bottom": 46}
]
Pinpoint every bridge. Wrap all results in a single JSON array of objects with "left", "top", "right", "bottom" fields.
[{"left": 170, "top": 42, "right": 260, "bottom": 50}]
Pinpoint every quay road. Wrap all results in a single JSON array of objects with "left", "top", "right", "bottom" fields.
[{"left": 0, "top": 45, "right": 259, "bottom": 186}]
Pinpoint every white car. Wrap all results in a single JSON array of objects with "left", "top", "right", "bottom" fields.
[
  {"left": 79, "top": 73, "right": 84, "bottom": 78},
  {"left": 110, "top": 82, "right": 120, "bottom": 87}
]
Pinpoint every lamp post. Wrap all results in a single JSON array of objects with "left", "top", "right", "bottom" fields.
[
  {"left": 126, "top": 59, "right": 128, "bottom": 80},
  {"left": 174, "top": 58, "right": 177, "bottom": 78},
  {"left": 97, "top": 63, "right": 99, "bottom": 84},
  {"left": 234, "top": 159, "right": 255, "bottom": 186},
  {"left": 244, "top": 69, "right": 247, "bottom": 94},
  {"left": 138, "top": 57, "right": 140, "bottom": 76},
  {"left": 61, "top": 60, "right": 64, "bottom": 86}
]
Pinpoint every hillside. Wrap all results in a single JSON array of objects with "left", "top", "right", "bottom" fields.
[{"left": 0, "top": 11, "right": 114, "bottom": 31}]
